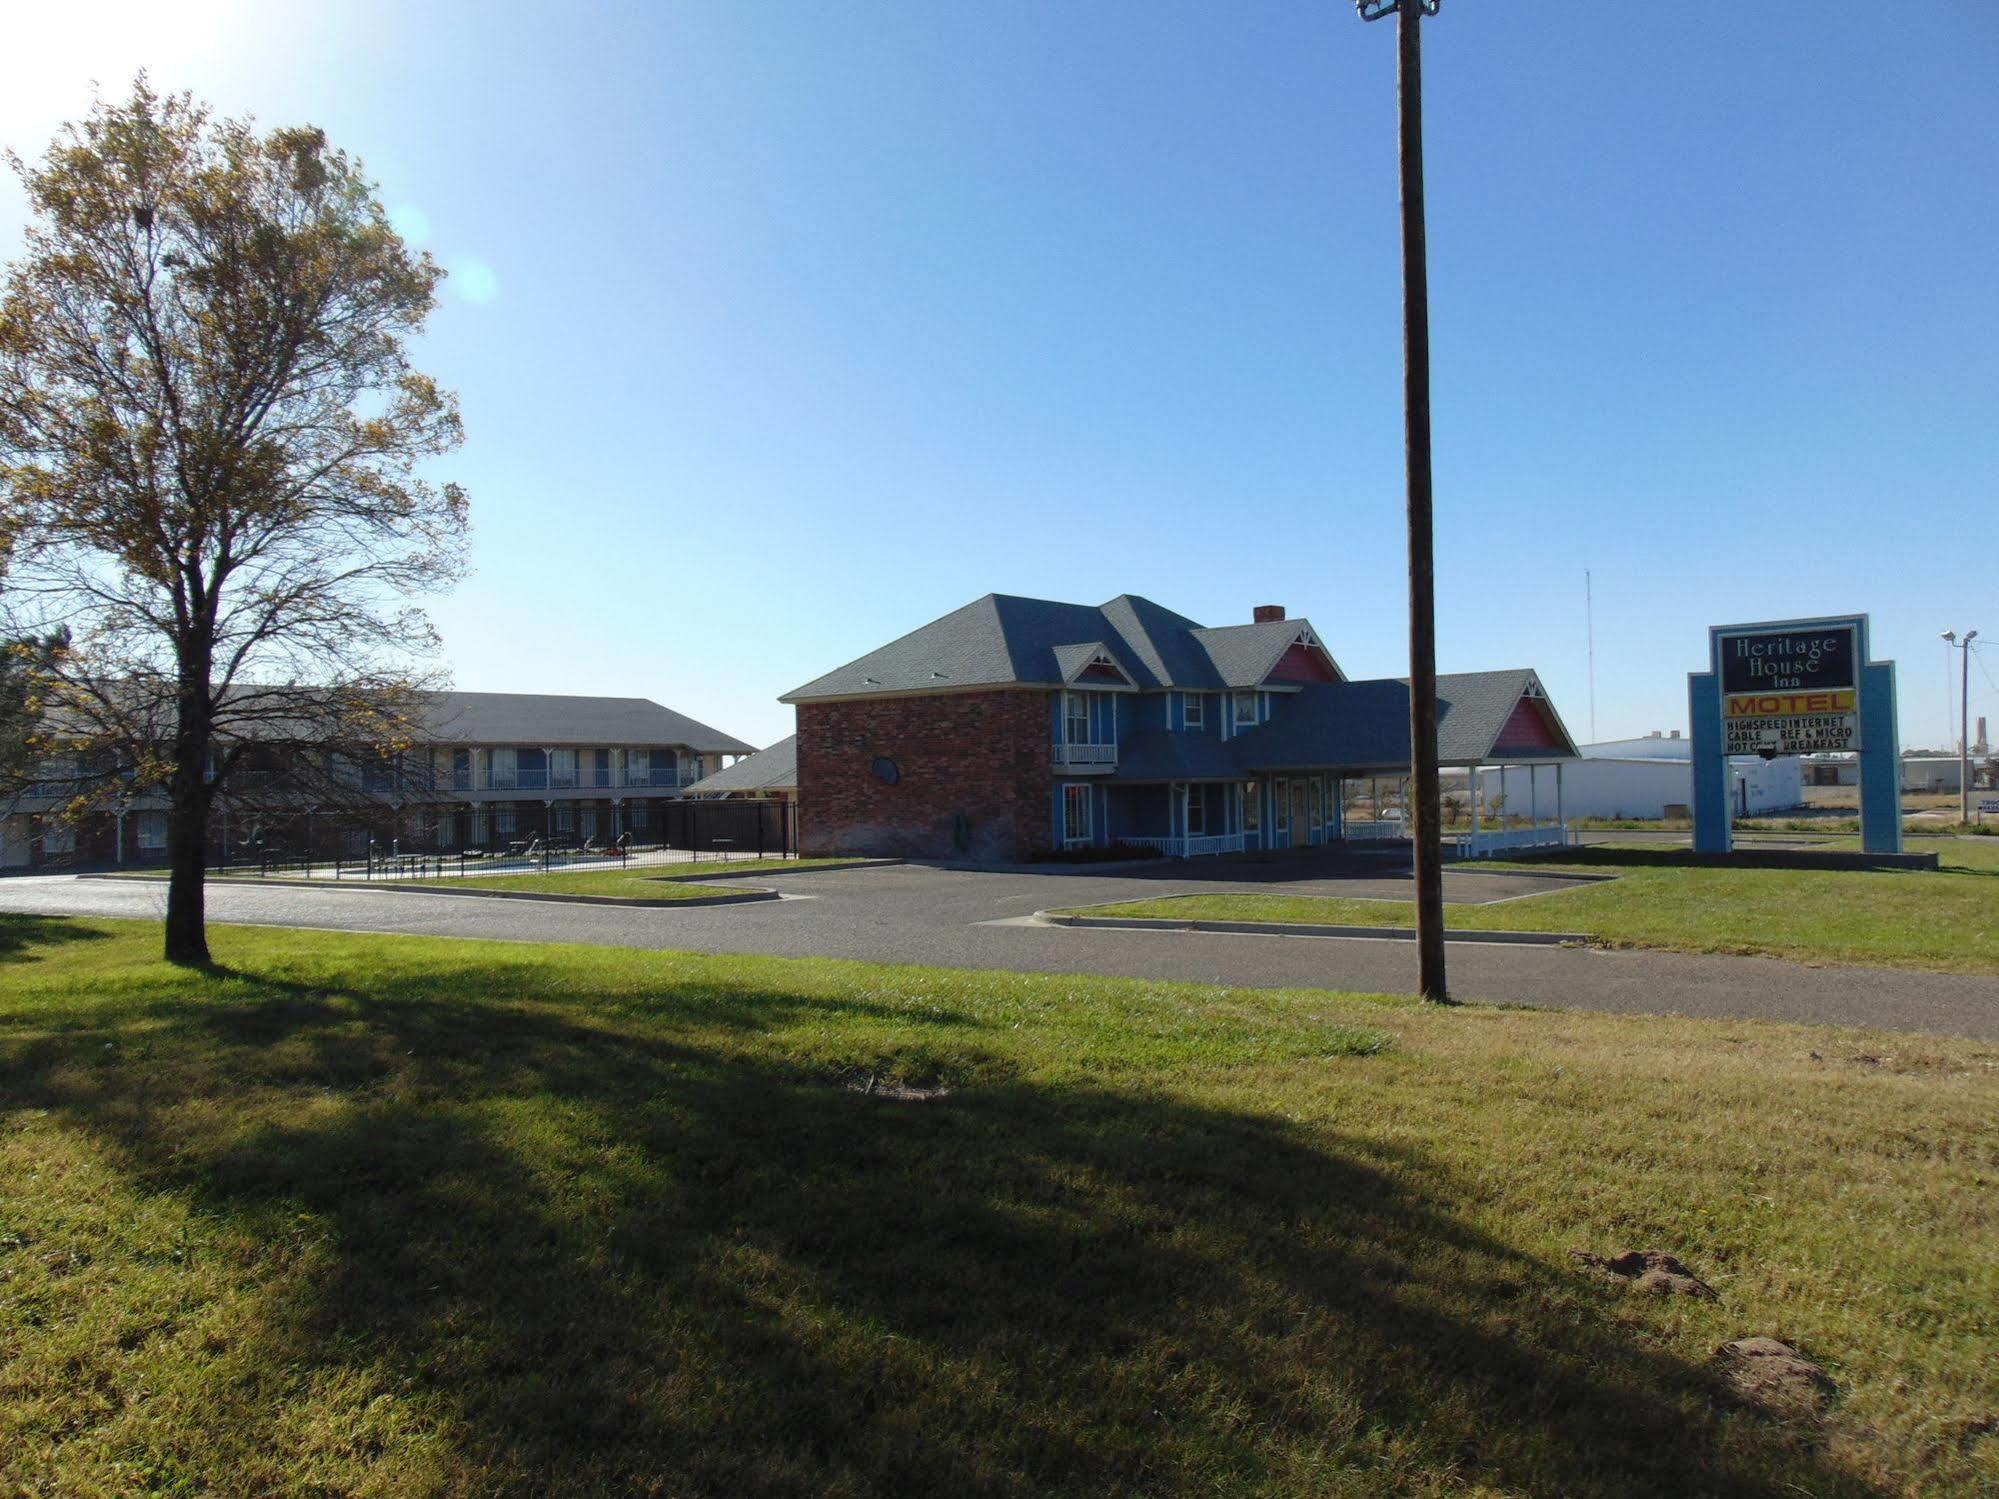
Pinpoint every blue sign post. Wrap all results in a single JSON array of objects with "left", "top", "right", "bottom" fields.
[{"left": 1690, "top": 614, "right": 1900, "bottom": 855}]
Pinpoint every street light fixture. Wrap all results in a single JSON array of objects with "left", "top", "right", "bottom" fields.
[
  {"left": 1357, "top": 0, "right": 1448, "bottom": 1001},
  {"left": 1942, "top": 629, "right": 1978, "bottom": 826}
]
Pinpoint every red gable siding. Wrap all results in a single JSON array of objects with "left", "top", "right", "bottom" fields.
[
  {"left": 1266, "top": 643, "right": 1338, "bottom": 685},
  {"left": 1492, "top": 695, "right": 1563, "bottom": 753}
]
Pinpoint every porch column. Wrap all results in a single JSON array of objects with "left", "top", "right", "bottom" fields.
[
  {"left": 1531, "top": 763, "right": 1539, "bottom": 830},
  {"left": 1556, "top": 762, "right": 1566, "bottom": 841},
  {"left": 1469, "top": 768, "right": 1481, "bottom": 835}
]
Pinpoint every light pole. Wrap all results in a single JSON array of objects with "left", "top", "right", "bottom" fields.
[
  {"left": 1357, "top": 0, "right": 1447, "bottom": 1000},
  {"left": 1942, "top": 629, "right": 1978, "bottom": 826}
]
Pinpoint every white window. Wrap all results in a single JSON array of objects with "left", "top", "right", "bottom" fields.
[
  {"left": 41, "top": 820, "right": 75, "bottom": 855},
  {"left": 626, "top": 749, "right": 649, "bottom": 786},
  {"left": 1184, "top": 693, "right": 1204, "bottom": 729},
  {"left": 549, "top": 748, "right": 578, "bottom": 788},
  {"left": 1062, "top": 784, "right": 1091, "bottom": 843},
  {"left": 1185, "top": 785, "right": 1206, "bottom": 835},
  {"left": 1242, "top": 782, "right": 1261, "bottom": 831},
  {"left": 1232, "top": 691, "right": 1258, "bottom": 727},
  {"left": 1274, "top": 779, "right": 1290, "bottom": 833},
  {"left": 1064, "top": 692, "right": 1091, "bottom": 745},
  {"left": 1310, "top": 779, "right": 1323, "bottom": 831},
  {"left": 494, "top": 807, "right": 516, "bottom": 835},
  {"left": 490, "top": 746, "right": 517, "bottom": 789},
  {"left": 137, "top": 811, "right": 168, "bottom": 851}
]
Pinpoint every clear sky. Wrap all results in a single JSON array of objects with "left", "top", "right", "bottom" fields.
[{"left": 4, "top": 1, "right": 1995, "bottom": 753}]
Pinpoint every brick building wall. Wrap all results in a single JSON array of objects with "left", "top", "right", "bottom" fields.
[{"left": 796, "top": 690, "right": 1055, "bottom": 861}]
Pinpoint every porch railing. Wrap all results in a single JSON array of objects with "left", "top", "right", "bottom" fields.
[
  {"left": 1452, "top": 826, "right": 1572, "bottom": 859},
  {"left": 1118, "top": 832, "right": 1246, "bottom": 858},
  {"left": 1341, "top": 819, "right": 1405, "bottom": 841},
  {"left": 1054, "top": 742, "right": 1118, "bottom": 770}
]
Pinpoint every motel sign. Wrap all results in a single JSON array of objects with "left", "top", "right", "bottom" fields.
[
  {"left": 1689, "top": 614, "right": 1900, "bottom": 856},
  {"left": 1717, "top": 622, "right": 1859, "bottom": 757}
]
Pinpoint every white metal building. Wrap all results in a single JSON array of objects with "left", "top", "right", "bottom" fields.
[{"left": 1472, "top": 734, "right": 1803, "bottom": 820}]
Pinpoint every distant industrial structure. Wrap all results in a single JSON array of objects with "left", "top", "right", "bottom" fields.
[{"left": 1474, "top": 730, "right": 1803, "bottom": 821}]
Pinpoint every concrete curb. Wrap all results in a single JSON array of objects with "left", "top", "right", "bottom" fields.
[
  {"left": 930, "top": 857, "right": 1170, "bottom": 876},
  {"left": 78, "top": 874, "right": 782, "bottom": 910},
  {"left": 1037, "top": 910, "right": 1587, "bottom": 947},
  {"left": 681, "top": 858, "right": 904, "bottom": 881}
]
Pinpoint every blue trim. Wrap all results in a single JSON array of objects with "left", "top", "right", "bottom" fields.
[
  {"left": 1859, "top": 660, "right": 1901, "bottom": 853},
  {"left": 1689, "top": 671, "right": 1729, "bottom": 853}
]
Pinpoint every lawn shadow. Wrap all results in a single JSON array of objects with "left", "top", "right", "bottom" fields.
[
  {"left": 3, "top": 956, "right": 1880, "bottom": 1497},
  {"left": 0, "top": 912, "right": 113, "bottom": 964}
]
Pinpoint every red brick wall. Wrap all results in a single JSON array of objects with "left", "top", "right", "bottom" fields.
[{"left": 796, "top": 690, "right": 1055, "bottom": 861}]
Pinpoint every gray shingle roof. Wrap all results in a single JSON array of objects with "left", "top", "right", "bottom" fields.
[
  {"left": 781, "top": 593, "right": 1338, "bottom": 702},
  {"left": 1190, "top": 621, "right": 1322, "bottom": 689},
  {"left": 416, "top": 692, "right": 756, "bottom": 753},
  {"left": 684, "top": 735, "right": 797, "bottom": 795},
  {"left": 1111, "top": 730, "right": 1248, "bottom": 782},
  {"left": 1231, "top": 671, "right": 1574, "bottom": 771}
]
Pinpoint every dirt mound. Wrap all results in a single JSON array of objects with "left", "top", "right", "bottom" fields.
[
  {"left": 1570, "top": 1248, "right": 1717, "bottom": 1299},
  {"left": 848, "top": 1074, "right": 950, "bottom": 1102},
  {"left": 1714, "top": 1337, "right": 1834, "bottom": 1416}
]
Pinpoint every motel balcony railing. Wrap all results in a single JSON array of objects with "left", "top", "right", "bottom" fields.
[
  {"left": 445, "top": 766, "right": 707, "bottom": 794},
  {"left": 1053, "top": 742, "right": 1118, "bottom": 771}
]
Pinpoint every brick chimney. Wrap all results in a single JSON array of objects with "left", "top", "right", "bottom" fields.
[{"left": 1252, "top": 604, "right": 1286, "bottom": 624}]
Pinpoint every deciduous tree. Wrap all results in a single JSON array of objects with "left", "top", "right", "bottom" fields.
[{"left": 0, "top": 80, "right": 467, "bottom": 963}]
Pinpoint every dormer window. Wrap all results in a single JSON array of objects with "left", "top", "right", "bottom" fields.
[
  {"left": 1184, "top": 693, "right": 1205, "bottom": 730},
  {"left": 1232, "top": 690, "right": 1258, "bottom": 727}
]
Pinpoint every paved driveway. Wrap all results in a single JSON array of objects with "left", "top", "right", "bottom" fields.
[{"left": 2, "top": 854, "right": 1995, "bottom": 1040}]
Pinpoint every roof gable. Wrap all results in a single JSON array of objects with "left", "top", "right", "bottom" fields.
[
  {"left": 1053, "top": 641, "right": 1137, "bottom": 687},
  {"left": 1192, "top": 620, "right": 1344, "bottom": 688}
]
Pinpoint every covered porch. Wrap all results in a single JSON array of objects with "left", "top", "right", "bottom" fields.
[
  {"left": 1453, "top": 757, "right": 1574, "bottom": 858},
  {"left": 1319, "top": 760, "right": 1574, "bottom": 858},
  {"left": 1060, "top": 779, "right": 1255, "bottom": 859}
]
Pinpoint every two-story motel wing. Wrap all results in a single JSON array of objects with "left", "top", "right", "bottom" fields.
[{"left": 2, "top": 691, "right": 755, "bottom": 868}]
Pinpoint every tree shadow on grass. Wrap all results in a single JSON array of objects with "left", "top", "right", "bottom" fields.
[
  {"left": 0, "top": 912, "right": 112, "bottom": 964},
  {"left": 2, "top": 959, "right": 1881, "bottom": 1497}
]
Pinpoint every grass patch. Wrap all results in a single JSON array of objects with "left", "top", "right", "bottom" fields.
[
  {"left": 1071, "top": 838, "right": 1999, "bottom": 974},
  {"left": 402, "top": 870, "right": 748, "bottom": 900},
  {"left": 206, "top": 857, "right": 874, "bottom": 901},
  {"left": 403, "top": 858, "right": 870, "bottom": 899},
  {"left": 1, "top": 918, "right": 1996, "bottom": 1494}
]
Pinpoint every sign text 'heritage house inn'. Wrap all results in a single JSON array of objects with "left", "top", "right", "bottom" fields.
[{"left": 1718, "top": 622, "right": 1859, "bottom": 757}]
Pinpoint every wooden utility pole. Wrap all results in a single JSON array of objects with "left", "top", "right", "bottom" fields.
[{"left": 1360, "top": 0, "right": 1447, "bottom": 1000}]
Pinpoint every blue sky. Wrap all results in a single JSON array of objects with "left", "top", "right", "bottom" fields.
[{"left": 4, "top": 1, "right": 1996, "bottom": 752}]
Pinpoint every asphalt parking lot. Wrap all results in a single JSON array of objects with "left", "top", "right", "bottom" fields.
[{"left": 2, "top": 848, "right": 1996, "bottom": 1039}]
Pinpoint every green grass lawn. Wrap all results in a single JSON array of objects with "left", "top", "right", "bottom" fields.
[
  {"left": 403, "top": 870, "right": 747, "bottom": 900},
  {"left": 1066, "top": 839, "right": 1999, "bottom": 975},
  {"left": 2, "top": 918, "right": 1995, "bottom": 1495},
  {"left": 218, "top": 856, "right": 874, "bottom": 901}
]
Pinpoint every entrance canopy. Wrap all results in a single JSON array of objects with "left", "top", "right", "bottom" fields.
[{"left": 1229, "top": 670, "right": 1578, "bottom": 776}]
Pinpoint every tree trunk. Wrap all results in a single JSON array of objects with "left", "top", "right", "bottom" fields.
[
  {"left": 163, "top": 779, "right": 210, "bottom": 966},
  {"left": 163, "top": 676, "right": 214, "bottom": 967}
]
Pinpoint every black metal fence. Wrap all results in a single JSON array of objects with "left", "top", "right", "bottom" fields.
[{"left": 217, "top": 798, "right": 800, "bottom": 881}]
